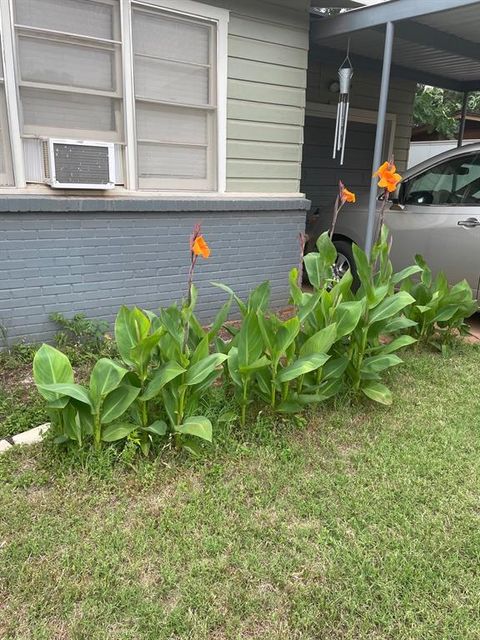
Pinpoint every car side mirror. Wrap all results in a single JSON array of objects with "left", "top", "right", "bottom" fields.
[{"left": 390, "top": 184, "right": 406, "bottom": 211}]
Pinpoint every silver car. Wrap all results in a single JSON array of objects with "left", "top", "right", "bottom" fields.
[{"left": 306, "top": 143, "right": 480, "bottom": 299}]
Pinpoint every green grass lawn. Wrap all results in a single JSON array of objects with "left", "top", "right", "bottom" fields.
[{"left": 1, "top": 344, "right": 480, "bottom": 639}]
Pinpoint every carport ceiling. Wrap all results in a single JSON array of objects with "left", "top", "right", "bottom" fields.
[{"left": 311, "top": 0, "right": 480, "bottom": 92}]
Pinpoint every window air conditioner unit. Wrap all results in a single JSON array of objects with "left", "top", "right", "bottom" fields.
[{"left": 47, "top": 139, "right": 115, "bottom": 189}]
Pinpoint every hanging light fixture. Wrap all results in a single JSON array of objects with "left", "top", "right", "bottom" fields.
[{"left": 333, "top": 40, "right": 353, "bottom": 166}]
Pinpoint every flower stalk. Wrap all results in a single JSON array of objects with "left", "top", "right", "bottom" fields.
[{"left": 329, "top": 180, "right": 356, "bottom": 239}]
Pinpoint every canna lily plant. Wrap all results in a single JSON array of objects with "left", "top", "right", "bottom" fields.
[{"left": 33, "top": 225, "right": 230, "bottom": 456}]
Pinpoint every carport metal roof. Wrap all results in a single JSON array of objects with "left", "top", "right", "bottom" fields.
[
  {"left": 310, "top": 0, "right": 480, "bottom": 253},
  {"left": 311, "top": 0, "right": 480, "bottom": 92}
]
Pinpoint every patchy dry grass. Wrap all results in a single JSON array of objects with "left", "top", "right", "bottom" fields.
[{"left": 1, "top": 344, "right": 480, "bottom": 639}]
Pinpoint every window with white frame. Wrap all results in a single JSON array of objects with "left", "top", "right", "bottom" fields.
[
  {"left": 131, "top": 4, "right": 218, "bottom": 190},
  {"left": 0, "top": 33, "right": 13, "bottom": 185},
  {"left": 13, "top": 0, "right": 124, "bottom": 146},
  {"left": 0, "top": 0, "right": 228, "bottom": 192}
]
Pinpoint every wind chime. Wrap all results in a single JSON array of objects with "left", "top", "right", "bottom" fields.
[{"left": 333, "top": 41, "right": 354, "bottom": 166}]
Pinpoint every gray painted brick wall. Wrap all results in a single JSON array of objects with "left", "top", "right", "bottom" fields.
[{"left": 0, "top": 205, "right": 307, "bottom": 343}]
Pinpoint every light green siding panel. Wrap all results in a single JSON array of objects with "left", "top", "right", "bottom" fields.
[
  {"left": 228, "top": 140, "right": 302, "bottom": 162},
  {"left": 216, "top": 0, "right": 310, "bottom": 193},
  {"left": 228, "top": 99, "right": 304, "bottom": 126},
  {"left": 229, "top": 58, "right": 307, "bottom": 88},
  {"left": 228, "top": 120, "right": 303, "bottom": 144},
  {"left": 208, "top": 0, "right": 309, "bottom": 29},
  {"left": 227, "top": 178, "right": 301, "bottom": 192},
  {"left": 229, "top": 35, "right": 308, "bottom": 68},
  {"left": 228, "top": 79, "right": 306, "bottom": 108},
  {"left": 228, "top": 159, "right": 300, "bottom": 179},
  {"left": 229, "top": 15, "right": 309, "bottom": 49}
]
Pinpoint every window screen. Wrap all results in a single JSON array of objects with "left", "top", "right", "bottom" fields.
[
  {"left": 14, "top": 0, "right": 123, "bottom": 142},
  {"left": 132, "top": 7, "right": 217, "bottom": 190},
  {"left": 0, "top": 34, "right": 13, "bottom": 185}
]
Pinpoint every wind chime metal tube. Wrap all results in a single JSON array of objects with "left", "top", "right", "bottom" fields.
[{"left": 333, "top": 42, "right": 353, "bottom": 166}]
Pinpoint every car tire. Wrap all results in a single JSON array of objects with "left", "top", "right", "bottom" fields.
[
  {"left": 302, "top": 238, "right": 360, "bottom": 291},
  {"left": 332, "top": 239, "right": 360, "bottom": 291}
]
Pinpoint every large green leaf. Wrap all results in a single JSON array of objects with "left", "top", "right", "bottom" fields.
[
  {"left": 208, "top": 297, "right": 233, "bottom": 341},
  {"left": 185, "top": 353, "right": 228, "bottom": 386},
  {"left": 256, "top": 312, "right": 274, "bottom": 354},
  {"left": 142, "top": 420, "right": 168, "bottom": 437},
  {"left": 361, "top": 381, "right": 392, "bottom": 405},
  {"left": 239, "top": 355, "right": 270, "bottom": 374},
  {"left": 142, "top": 361, "right": 186, "bottom": 400},
  {"left": 361, "top": 354, "right": 403, "bottom": 375},
  {"left": 101, "top": 384, "right": 140, "bottom": 424},
  {"left": 433, "top": 305, "right": 462, "bottom": 323},
  {"left": 62, "top": 403, "right": 81, "bottom": 444},
  {"left": 289, "top": 268, "right": 303, "bottom": 306},
  {"left": 175, "top": 416, "right": 212, "bottom": 442},
  {"left": 323, "top": 355, "right": 349, "bottom": 379},
  {"left": 115, "top": 306, "right": 150, "bottom": 365},
  {"left": 237, "top": 312, "right": 264, "bottom": 368},
  {"left": 383, "top": 316, "right": 418, "bottom": 333},
  {"left": 297, "top": 290, "right": 322, "bottom": 323},
  {"left": 335, "top": 301, "right": 364, "bottom": 339},
  {"left": 369, "top": 291, "right": 415, "bottom": 325},
  {"left": 392, "top": 264, "right": 423, "bottom": 285},
  {"left": 247, "top": 281, "right": 270, "bottom": 313},
  {"left": 227, "top": 347, "right": 242, "bottom": 388},
  {"left": 274, "top": 317, "right": 300, "bottom": 360},
  {"left": 316, "top": 232, "right": 337, "bottom": 269},
  {"left": 38, "top": 382, "right": 92, "bottom": 407},
  {"left": 304, "top": 233, "right": 337, "bottom": 290},
  {"left": 303, "top": 252, "right": 323, "bottom": 290},
  {"left": 190, "top": 335, "right": 209, "bottom": 365},
  {"left": 381, "top": 335, "right": 417, "bottom": 354},
  {"left": 300, "top": 323, "right": 337, "bottom": 357},
  {"left": 278, "top": 353, "right": 330, "bottom": 383},
  {"left": 130, "top": 331, "right": 162, "bottom": 373},
  {"left": 330, "top": 268, "right": 354, "bottom": 299},
  {"left": 90, "top": 358, "right": 128, "bottom": 407},
  {"left": 159, "top": 306, "right": 183, "bottom": 347},
  {"left": 298, "top": 378, "right": 343, "bottom": 403},
  {"left": 101, "top": 422, "right": 137, "bottom": 442},
  {"left": 33, "top": 344, "right": 73, "bottom": 405},
  {"left": 352, "top": 243, "right": 373, "bottom": 294}
]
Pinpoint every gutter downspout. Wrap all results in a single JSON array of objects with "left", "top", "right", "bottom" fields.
[{"left": 364, "top": 20, "right": 395, "bottom": 256}]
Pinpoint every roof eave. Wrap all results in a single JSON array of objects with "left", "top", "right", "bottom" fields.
[{"left": 311, "top": 0, "right": 480, "bottom": 39}]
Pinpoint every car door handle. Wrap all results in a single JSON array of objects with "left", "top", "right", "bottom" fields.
[{"left": 458, "top": 218, "right": 480, "bottom": 228}]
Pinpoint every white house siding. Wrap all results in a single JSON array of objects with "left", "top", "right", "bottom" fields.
[{"left": 200, "top": 0, "right": 310, "bottom": 193}]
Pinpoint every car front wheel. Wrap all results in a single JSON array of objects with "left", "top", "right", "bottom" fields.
[{"left": 332, "top": 239, "right": 359, "bottom": 290}]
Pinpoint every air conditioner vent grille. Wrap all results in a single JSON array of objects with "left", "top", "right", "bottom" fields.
[{"left": 53, "top": 143, "right": 110, "bottom": 185}]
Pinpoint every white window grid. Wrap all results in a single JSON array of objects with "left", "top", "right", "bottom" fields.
[
  {"left": 0, "top": 0, "right": 228, "bottom": 192},
  {"left": 13, "top": 0, "right": 124, "bottom": 143}
]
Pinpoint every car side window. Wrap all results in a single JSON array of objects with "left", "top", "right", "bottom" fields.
[{"left": 403, "top": 153, "right": 480, "bottom": 206}]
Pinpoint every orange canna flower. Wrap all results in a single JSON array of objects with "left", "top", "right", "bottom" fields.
[
  {"left": 341, "top": 186, "right": 356, "bottom": 203},
  {"left": 192, "top": 235, "right": 211, "bottom": 259},
  {"left": 374, "top": 161, "right": 402, "bottom": 193}
]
